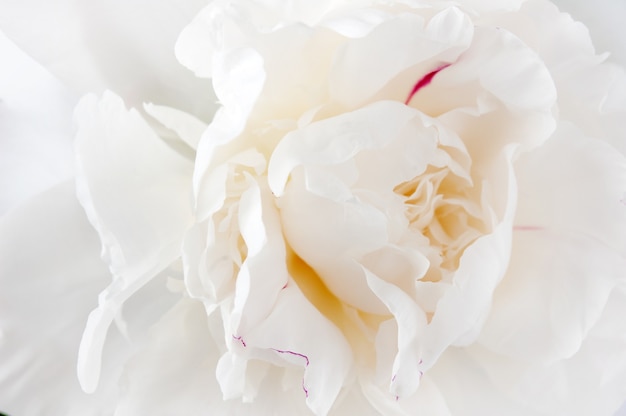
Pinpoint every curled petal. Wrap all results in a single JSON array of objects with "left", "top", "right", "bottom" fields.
[
  {"left": 74, "top": 91, "right": 193, "bottom": 392},
  {"left": 243, "top": 284, "right": 353, "bottom": 416}
]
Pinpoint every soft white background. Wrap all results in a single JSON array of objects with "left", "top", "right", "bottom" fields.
[{"left": 0, "top": 0, "right": 625, "bottom": 414}]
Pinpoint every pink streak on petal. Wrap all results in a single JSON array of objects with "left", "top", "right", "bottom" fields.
[
  {"left": 271, "top": 348, "right": 310, "bottom": 366},
  {"left": 405, "top": 64, "right": 451, "bottom": 105},
  {"left": 271, "top": 348, "right": 311, "bottom": 397},
  {"left": 232, "top": 335, "right": 247, "bottom": 347}
]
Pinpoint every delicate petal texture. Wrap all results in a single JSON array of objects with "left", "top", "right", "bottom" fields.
[
  {"left": 478, "top": 0, "right": 626, "bottom": 157},
  {"left": 0, "top": 30, "right": 76, "bottom": 215},
  {"left": 0, "top": 182, "right": 116, "bottom": 415},
  {"left": 74, "top": 91, "right": 194, "bottom": 392},
  {"left": 243, "top": 284, "right": 353, "bottom": 416},
  {"left": 144, "top": 103, "right": 207, "bottom": 150},
  {"left": 3, "top": 0, "right": 626, "bottom": 415},
  {"left": 551, "top": 0, "right": 626, "bottom": 68},
  {"left": 421, "top": 148, "right": 517, "bottom": 364},
  {"left": 429, "top": 347, "right": 541, "bottom": 416},
  {"left": 0, "top": 0, "right": 216, "bottom": 119},
  {"left": 329, "top": 7, "right": 473, "bottom": 108},
  {"left": 480, "top": 123, "right": 626, "bottom": 361}
]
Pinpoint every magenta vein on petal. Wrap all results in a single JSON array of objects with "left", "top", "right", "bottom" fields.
[
  {"left": 405, "top": 64, "right": 451, "bottom": 105},
  {"left": 271, "top": 348, "right": 311, "bottom": 397},
  {"left": 271, "top": 348, "right": 310, "bottom": 366},
  {"left": 232, "top": 335, "right": 247, "bottom": 347}
]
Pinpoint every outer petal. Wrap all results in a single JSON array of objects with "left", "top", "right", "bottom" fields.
[
  {"left": 74, "top": 91, "right": 194, "bottom": 393},
  {"left": 433, "top": 26, "right": 557, "bottom": 158},
  {"left": 0, "top": 182, "right": 116, "bottom": 416},
  {"left": 428, "top": 347, "right": 541, "bottom": 416},
  {"left": 0, "top": 30, "right": 76, "bottom": 215},
  {"left": 551, "top": 0, "right": 626, "bottom": 68},
  {"left": 0, "top": 0, "right": 216, "bottom": 120},
  {"left": 479, "top": 0, "right": 626, "bottom": 156},
  {"left": 115, "top": 298, "right": 315, "bottom": 416},
  {"left": 466, "top": 286, "right": 626, "bottom": 416},
  {"left": 479, "top": 123, "right": 626, "bottom": 361},
  {"left": 113, "top": 299, "right": 225, "bottom": 416}
]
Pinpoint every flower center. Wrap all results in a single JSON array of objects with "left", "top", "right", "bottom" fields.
[{"left": 394, "top": 165, "right": 489, "bottom": 282}]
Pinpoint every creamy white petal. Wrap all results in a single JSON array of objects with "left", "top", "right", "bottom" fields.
[
  {"left": 115, "top": 298, "right": 318, "bottom": 416},
  {"left": 0, "top": 0, "right": 216, "bottom": 119},
  {"left": 239, "top": 284, "right": 353, "bottom": 416},
  {"left": 482, "top": 0, "right": 626, "bottom": 157},
  {"left": 144, "top": 103, "right": 208, "bottom": 150},
  {"left": 230, "top": 180, "right": 288, "bottom": 333},
  {"left": 330, "top": 7, "right": 472, "bottom": 108},
  {"left": 74, "top": 91, "right": 193, "bottom": 392},
  {"left": 468, "top": 286, "right": 626, "bottom": 415},
  {"left": 420, "top": 146, "right": 517, "bottom": 368},
  {"left": 428, "top": 347, "right": 542, "bottom": 416},
  {"left": 551, "top": 0, "right": 626, "bottom": 68},
  {"left": 114, "top": 299, "right": 224, "bottom": 416},
  {"left": 364, "top": 268, "right": 427, "bottom": 398},
  {"left": 0, "top": 182, "right": 117, "bottom": 416},
  {"left": 479, "top": 123, "right": 626, "bottom": 361},
  {"left": 268, "top": 101, "right": 419, "bottom": 196},
  {"left": 433, "top": 26, "right": 557, "bottom": 155}
]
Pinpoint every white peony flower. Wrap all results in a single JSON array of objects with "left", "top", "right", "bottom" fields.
[{"left": 1, "top": 0, "right": 626, "bottom": 415}]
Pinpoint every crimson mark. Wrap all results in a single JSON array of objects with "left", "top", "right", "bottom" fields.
[
  {"left": 271, "top": 348, "right": 311, "bottom": 397},
  {"left": 405, "top": 64, "right": 451, "bottom": 105},
  {"left": 232, "top": 335, "right": 246, "bottom": 347}
]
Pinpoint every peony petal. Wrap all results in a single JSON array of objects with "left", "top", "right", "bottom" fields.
[
  {"left": 242, "top": 284, "right": 353, "bottom": 416},
  {"left": 114, "top": 299, "right": 226, "bottom": 416},
  {"left": 192, "top": 47, "right": 266, "bottom": 218},
  {"left": 428, "top": 347, "right": 542, "bottom": 416},
  {"left": 230, "top": 180, "right": 289, "bottom": 334},
  {"left": 0, "top": 182, "right": 117, "bottom": 415},
  {"left": 551, "top": 0, "right": 626, "bottom": 68},
  {"left": 0, "top": 30, "right": 76, "bottom": 215},
  {"left": 144, "top": 103, "right": 208, "bottom": 151},
  {"left": 74, "top": 91, "right": 193, "bottom": 392},
  {"left": 0, "top": 0, "right": 216, "bottom": 120},
  {"left": 433, "top": 26, "right": 557, "bottom": 155},
  {"left": 420, "top": 146, "right": 517, "bottom": 369},
  {"left": 364, "top": 267, "right": 427, "bottom": 398},
  {"left": 328, "top": 383, "right": 383, "bottom": 416},
  {"left": 479, "top": 122, "right": 626, "bottom": 361},
  {"left": 481, "top": 0, "right": 626, "bottom": 157},
  {"left": 515, "top": 122, "right": 626, "bottom": 258},
  {"left": 467, "top": 286, "right": 626, "bottom": 415},
  {"left": 115, "top": 298, "right": 315, "bottom": 416},
  {"left": 268, "top": 101, "right": 419, "bottom": 196},
  {"left": 453, "top": 0, "right": 525, "bottom": 14},
  {"left": 329, "top": 7, "right": 473, "bottom": 108}
]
